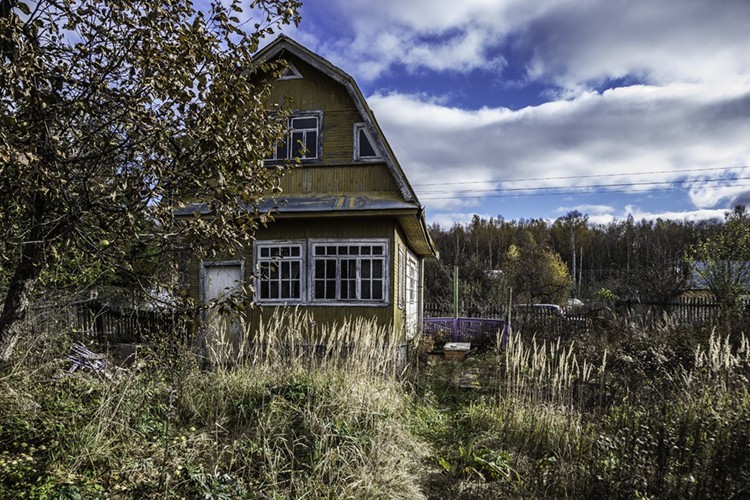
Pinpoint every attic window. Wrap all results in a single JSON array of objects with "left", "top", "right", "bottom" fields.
[
  {"left": 279, "top": 62, "right": 302, "bottom": 80},
  {"left": 354, "top": 123, "right": 380, "bottom": 160},
  {"left": 265, "top": 112, "right": 321, "bottom": 161}
]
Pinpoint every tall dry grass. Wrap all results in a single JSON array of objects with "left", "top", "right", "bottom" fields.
[{"left": 0, "top": 309, "right": 426, "bottom": 498}]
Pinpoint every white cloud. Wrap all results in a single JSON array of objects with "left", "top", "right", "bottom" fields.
[
  {"left": 621, "top": 206, "right": 726, "bottom": 224},
  {"left": 427, "top": 212, "right": 495, "bottom": 228},
  {"left": 295, "top": 0, "right": 750, "bottom": 91},
  {"left": 370, "top": 85, "right": 750, "bottom": 212},
  {"left": 278, "top": 0, "right": 750, "bottom": 222},
  {"left": 522, "top": 0, "right": 750, "bottom": 91},
  {"left": 556, "top": 205, "right": 615, "bottom": 216}
]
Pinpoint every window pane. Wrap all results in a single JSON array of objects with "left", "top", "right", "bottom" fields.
[
  {"left": 270, "top": 281, "right": 279, "bottom": 298},
  {"left": 260, "top": 247, "right": 269, "bottom": 257},
  {"left": 315, "top": 280, "right": 325, "bottom": 298},
  {"left": 373, "top": 259, "right": 383, "bottom": 278},
  {"left": 305, "top": 131, "right": 317, "bottom": 157},
  {"left": 372, "top": 245, "right": 383, "bottom": 255},
  {"left": 281, "top": 281, "right": 290, "bottom": 298},
  {"left": 315, "top": 259, "right": 326, "bottom": 279},
  {"left": 361, "top": 246, "right": 371, "bottom": 255},
  {"left": 358, "top": 129, "right": 377, "bottom": 157},
  {"left": 291, "top": 247, "right": 300, "bottom": 257},
  {"left": 362, "top": 260, "right": 371, "bottom": 279},
  {"left": 292, "top": 131, "right": 304, "bottom": 157},
  {"left": 292, "top": 117, "right": 317, "bottom": 129},
  {"left": 276, "top": 141, "right": 288, "bottom": 159},
  {"left": 372, "top": 280, "right": 383, "bottom": 300},
  {"left": 349, "top": 246, "right": 359, "bottom": 255},
  {"left": 291, "top": 261, "right": 300, "bottom": 279},
  {"left": 338, "top": 246, "right": 348, "bottom": 255}
]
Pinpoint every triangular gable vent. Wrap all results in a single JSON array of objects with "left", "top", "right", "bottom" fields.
[{"left": 279, "top": 62, "right": 302, "bottom": 80}]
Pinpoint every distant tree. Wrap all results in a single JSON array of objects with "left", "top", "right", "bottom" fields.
[
  {"left": 627, "top": 219, "right": 694, "bottom": 304},
  {"left": 503, "top": 234, "right": 572, "bottom": 305},
  {"left": 0, "top": 0, "right": 301, "bottom": 365},
  {"left": 689, "top": 206, "right": 750, "bottom": 314},
  {"left": 552, "top": 210, "right": 589, "bottom": 297}
]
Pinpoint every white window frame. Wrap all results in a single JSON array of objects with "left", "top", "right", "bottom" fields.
[
  {"left": 398, "top": 244, "right": 405, "bottom": 309},
  {"left": 266, "top": 112, "right": 322, "bottom": 162},
  {"left": 353, "top": 123, "right": 380, "bottom": 161},
  {"left": 279, "top": 62, "right": 302, "bottom": 80},
  {"left": 406, "top": 252, "right": 418, "bottom": 306},
  {"left": 308, "top": 239, "right": 389, "bottom": 306},
  {"left": 253, "top": 240, "right": 306, "bottom": 304}
]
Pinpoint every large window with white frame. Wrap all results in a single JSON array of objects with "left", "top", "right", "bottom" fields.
[
  {"left": 266, "top": 113, "right": 321, "bottom": 161},
  {"left": 254, "top": 241, "right": 305, "bottom": 302},
  {"left": 311, "top": 240, "right": 388, "bottom": 304},
  {"left": 253, "top": 239, "right": 390, "bottom": 306}
]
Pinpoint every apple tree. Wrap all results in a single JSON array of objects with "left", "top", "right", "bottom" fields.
[{"left": 0, "top": 0, "right": 301, "bottom": 364}]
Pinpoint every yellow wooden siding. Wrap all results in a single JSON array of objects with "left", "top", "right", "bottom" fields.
[
  {"left": 188, "top": 218, "right": 402, "bottom": 339},
  {"left": 269, "top": 55, "right": 351, "bottom": 110},
  {"left": 265, "top": 54, "right": 403, "bottom": 196},
  {"left": 249, "top": 218, "right": 397, "bottom": 336},
  {"left": 268, "top": 56, "right": 360, "bottom": 164},
  {"left": 279, "top": 164, "right": 399, "bottom": 194}
]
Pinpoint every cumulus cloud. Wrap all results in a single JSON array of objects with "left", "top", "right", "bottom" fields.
[
  {"left": 427, "top": 212, "right": 496, "bottom": 228},
  {"left": 556, "top": 205, "right": 616, "bottom": 216},
  {"left": 296, "top": 0, "right": 750, "bottom": 91},
  {"left": 279, "top": 0, "right": 750, "bottom": 222},
  {"left": 371, "top": 86, "right": 750, "bottom": 211}
]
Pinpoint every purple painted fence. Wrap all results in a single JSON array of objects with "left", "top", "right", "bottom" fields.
[{"left": 423, "top": 317, "right": 507, "bottom": 345}]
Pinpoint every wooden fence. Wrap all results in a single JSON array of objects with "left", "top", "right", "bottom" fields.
[
  {"left": 30, "top": 299, "right": 176, "bottom": 345},
  {"left": 73, "top": 300, "right": 175, "bottom": 344},
  {"left": 423, "top": 317, "right": 506, "bottom": 345},
  {"left": 425, "top": 296, "right": 750, "bottom": 331}
]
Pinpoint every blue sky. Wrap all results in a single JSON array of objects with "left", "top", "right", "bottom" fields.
[{"left": 262, "top": 0, "right": 750, "bottom": 227}]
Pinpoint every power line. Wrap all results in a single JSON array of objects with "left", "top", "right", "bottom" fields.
[
  {"left": 412, "top": 165, "right": 749, "bottom": 188},
  {"left": 419, "top": 176, "right": 750, "bottom": 195},
  {"left": 419, "top": 182, "right": 750, "bottom": 200}
]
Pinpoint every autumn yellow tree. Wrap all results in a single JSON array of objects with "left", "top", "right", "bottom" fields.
[{"left": 503, "top": 233, "right": 572, "bottom": 305}]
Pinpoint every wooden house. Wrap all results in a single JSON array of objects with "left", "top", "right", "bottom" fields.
[{"left": 177, "top": 36, "right": 437, "bottom": 349}]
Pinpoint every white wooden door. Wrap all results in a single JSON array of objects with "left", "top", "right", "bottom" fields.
[{"left": 202, "top": 262, "right": 243, "bottom": 364}]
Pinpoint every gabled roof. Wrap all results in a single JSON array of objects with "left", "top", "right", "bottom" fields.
[
  {"left": 253, "top": 35, "right": 437, "bottom": 258},
  {"left": 254, "top": 35, "right": 420, "bottom": 205}
]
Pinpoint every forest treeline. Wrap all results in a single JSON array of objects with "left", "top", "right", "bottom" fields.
[{"left": 424, "top": 208, "right": 750, "bottom": 312}]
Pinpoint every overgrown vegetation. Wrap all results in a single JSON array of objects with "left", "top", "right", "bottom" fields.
[
  {"left": 0, "top": 312, "right": 425, "bottom": 498},
  {"left": 411, "top": 319, "right": 750, "bottom": 498},
  {"left": 2, "top": 311, "right": 749, "bottom": 498}
]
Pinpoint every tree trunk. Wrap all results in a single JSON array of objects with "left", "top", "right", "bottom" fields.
[
  {"left": 0, "top": 239, "right": 44, "bottom": 366},
  {"left": 0, "top": 191, "right": 49, "bottom": 366}
]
